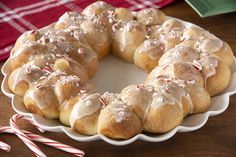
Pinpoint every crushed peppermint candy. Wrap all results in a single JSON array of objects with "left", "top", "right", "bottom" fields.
[
  {"left": 99, "top": 97, "right": 107, "bottom": 108},
  {"left": 192, "top": 60, "right": 202, "bottom": 71},
  {"left": 78, "top": 48, "right": 84, "bottom": 55},
  {"left": 42, "top": 66, "right": 53, "bottom": 73},
  {"left": 36, "top": 84, "right": 43, "bottom": 89}
]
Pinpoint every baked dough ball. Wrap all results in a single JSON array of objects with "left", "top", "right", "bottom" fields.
[
  {"left": 82, "top": 1, "right": 115, "bottom": 33},
  {"left": 162, "top": 27, "right": 184, "bottom": 51},
  {"left": 68, "top": 93, "right": 102, "bottom": 135},
  {"left": 111, "top": 20, "right": 146, "bottom": 63},
  {"left": 23, "top": 71, "right": 90, "bottom": 119},
  {"left": 161, "top": 19, "right": 184, "bottom": 34},
  {"left": 10, "top": 29, "right": 99, "bottom": 78},
  {"left": 134, "top": 39, "right": 164, "bottom": 72},
  {"left": 8, "top": 63, "right": 43, "bottom": 97},
  {"left": 184, "top": 83, "right": 211, "bottom": 114},
  {"left": 148, "top": 78, "right": 192, "bottom": 116},
  {"left": 146, "top": 25, "right": 161, "bottom": 39},
  {"left": 8, "top": 54, "right": 89, "bottom": 97},
  {"left": 114, "top": 8, "right": 135, "bottom": 21},
  {"left": 97, "top": 98, "right": 142, "bottom": 139},
  {"left": 160, "top": 19, "right": 185, "bottom": 51},
  {"left": 54, "top": 11, "right": 83, "bottom": 29},
  {"left": 199, "top": 55, "right": 231, "bottom": 96},
  {"left": 10, "top": 41, "right": 49, "bottom": 71},
  {"left": 59, "top": 96, "right": 78, "bottom": 126},
  {"left": 146, "top": 62, "right": 204, "bottom": 87},
  {"left": 143, "top": 91, "right": 183, "bottom": 133},
  {"left": 24, "top": 84, "right": 59, "bottom": 119},
  {"left": 79, "top": 19, "right": 110, "bottom": 60},
  {"left": 120, "top": 84, "right": 154, "bottom": 120},
  {"left": 40, "top": 30, "right": 98, "bottom": 78},
  {"left": 145, "top": 77, "right": 211, "bottom": 114},
  {"left": 181, "top": 27, "right": 234, "bottom": 66},
  {"left": 136, "top": 8, "right": 166, "bottom": 26},
  {"left": 12, "top": 30, "right": 42, "bottom": 54},
  {"left": 59, "top": 88, "right": 96, "bottom": 126},
  {"left": 199, "top": 39, "right": 234, "bottom": 67},
  {"left": 55, "top": 11, "right": 110, "bottom": 60},
  {"left": 147, "top": 19, "right": 185, "bottom": 51},
  {"left": 158, "top": 45, "right": 199, "bottom": 65},
  {"left": 82, "top": 1, "right": 114, "bottom": 17},
  {"left": 181, "top": 27, "right": 211, "bottom": 41},
  {"left": 52, "top": 57, "right": 89, "bottom": 81}
]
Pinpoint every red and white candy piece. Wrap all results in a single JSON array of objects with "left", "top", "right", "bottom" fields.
[
  {"left": 0, "top": 140, "right": 11, "bottom": 152},
  {"left": 8, "top": 114, "right": 84, "bottom": 157},
  {"left": 10, "top": 114, "right": 47, "bottom": 157},
  {"left": 192, "top": 60, "right": 202, "bottom": 71},
  {"left": 0, "top": 126, "right": 84, "bottom": 157}
]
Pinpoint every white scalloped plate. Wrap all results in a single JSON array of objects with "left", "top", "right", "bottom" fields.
[{"left": 2, "top": 17, "right": 236, "bottom": 146}]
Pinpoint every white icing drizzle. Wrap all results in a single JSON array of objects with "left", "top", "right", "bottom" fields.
[
  {"left": 12, "top": 64, "right": 43, "bottom": 90},
  {"left": 151, "top": 91, "right": 178, "bottom": 109},
  {"left": 56, "top": 11, "right": 83, "bottom": 26},
  {"left": 181, "top": 27, "right": 223, "bottom": 55},
  {"left": 55, "top": 74, "right": 81, "bottom": 87},
  {"left": 108, "top": 99, "right": 131, "bottom": 123},
  {"left": 26, "top": 86, "right": 56, "bottom": 110},
  {"left": 160, "top": 45, "right": 199, "bottom": 65},
  {"left": 151, "top": 63, "right": 169, "bottom": 78},
  {"left": 199, "top": 38, "right": 223, "bottom": 53},
  {"left": 69, "top": 93, "right": 102, "bottom": 127},
  {"left": 121, "top": 84, "right": 154, "bottom": 120},
  {"left": 118, "top": 21, "right": 143, "bottom": 52},
  {"left": 158, "top": 80, "right": 192, "bottom": 112},
  {"left": 138, "top": 39, "right": 164, "bottom": 60},
  {"left": 199, "top": 56, "right": 219, "bottom": 86}
]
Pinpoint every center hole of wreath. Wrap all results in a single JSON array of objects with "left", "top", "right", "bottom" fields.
[{"left": 91, "top": 54, "right": 148, "bottom": 93}]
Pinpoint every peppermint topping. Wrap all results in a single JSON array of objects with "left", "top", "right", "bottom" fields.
[{"left": 192, "top": 60, "right": 202, "bottom": 71}]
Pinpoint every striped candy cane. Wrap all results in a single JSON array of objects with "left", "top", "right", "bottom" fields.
[
  {"left": 0, "top": 140, "right": 11, "bottom": 152},
  {"left": 6, "top": 114, "right": 85, "bottom": 157},
  {"left": 0, "top": 126, "right": 11, "bottom": 152},
  {"left": 23, "top": 117, "right": 46, "bottom": 133},
  {"left": 10, "top": 114, "right": 47, "bottom": 157},
  {"left": 0, "top": 126, "right": 84, "bottom": 157}
]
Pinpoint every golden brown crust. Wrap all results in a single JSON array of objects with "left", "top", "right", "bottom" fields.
[
  {"left": 97, "top": 104, "right": 143, "bottom": 139},
  {"left": 143, "top": 101, "right": 183, "bottom": 133}
]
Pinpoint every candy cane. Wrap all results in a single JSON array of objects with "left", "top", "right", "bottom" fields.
[
  {"left": 0, "top": 126, "right": 11, "bottom": 152},
  {"left": 0, "top": 126, "right": 84, "bottom": 157},
  {"left": 23, "top": 117, "right": 45, "bottom": 133},
  {"left": 10, "top": 114, "right": 47, "bottom": 157},
  {"left": 6, "top": 114, "right": 85, "bottom": 157},
  {"left": 0, "top": 140, "right": 11, "bottom": 152}
]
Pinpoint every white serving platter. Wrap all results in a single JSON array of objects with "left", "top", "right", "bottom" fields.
[{"left": 2, "top": 17, "right": 236, "bottom": 146}]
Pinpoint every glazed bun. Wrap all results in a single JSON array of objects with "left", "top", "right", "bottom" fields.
[
  {"left": 134, "top": 39, "right": 164, "bottom": 72},
  {"left": 23, "top": 71, "right": 92, "bottom": 119},
  {"left": 111, "top": 20, "right": 146, "bottom": 62},
  {"left": 69, "top": 93, "right": 102, "bottom": 135},
  {"left": 82, "top": 1, "right": 115, "bottom": 33},
  {"left": 199, "top": 55, "right": 231, "bottom": 96},
  {"left": 146, "top": 62, "right": 204, "bottom": 87},
  {"left": 184, "top": 83, "right": 211, "bottom": 114},
  {"left": 158, "top": 45, "right": 199, "bottom": 65},
  {"left": 143, "top": 91, "right": 183, "bottom": 133},
  {"left": 136, "top": 8, "right": 166, "bottom": 26},
  {"left": 114, "top": 8, "right": 135, "bottom": 21},
  {"left": 97, "top": 98, "right": 142, "bottom": 139},
  {"left": 120, "top": 84, "right": 154, "bottom": 120}
]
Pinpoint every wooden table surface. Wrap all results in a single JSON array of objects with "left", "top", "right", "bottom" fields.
[{"left": 1, "top": 1, "right": 236, "bottom": 157}]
